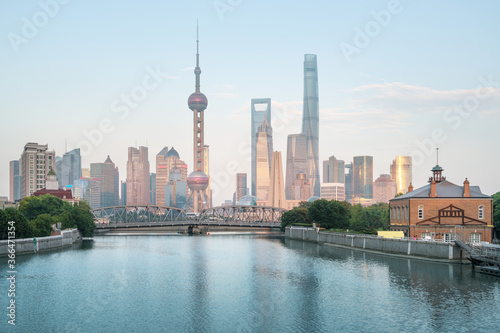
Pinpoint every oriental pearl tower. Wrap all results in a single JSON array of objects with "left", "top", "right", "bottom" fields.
[{"left": 186, "top": 24, "right": 209, "bottom": 214}]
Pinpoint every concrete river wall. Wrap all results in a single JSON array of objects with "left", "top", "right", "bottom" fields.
[
  {"left": 286, "top": 227, "right": 463, "bottom": 261},
  {"left": 0, "top": 229, "right": 81, "bottom": 256}
]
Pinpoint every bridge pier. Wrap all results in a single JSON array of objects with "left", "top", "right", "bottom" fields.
[{"left": 187, "top": 225, "right": 210, "bottom": 235}]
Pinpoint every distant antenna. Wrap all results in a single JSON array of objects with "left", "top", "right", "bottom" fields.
[{"left": 436, "top": 147, "right": 439, "bottom": 165}]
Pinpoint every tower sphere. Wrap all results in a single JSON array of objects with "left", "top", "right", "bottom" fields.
[
  {"left": 187, "top": 170, "right": 209, "bottom": 191},
  {"left": 188, "top": 92, "right": 208, "bottom": 111}
]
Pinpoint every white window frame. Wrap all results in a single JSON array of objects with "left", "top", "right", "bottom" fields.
[
  {"left": 478, "top": 206, "right": 484, "bottom": 220},
  {"left": 443, "top": 233, "right": 455, "bottom": 242},
  {"left": 470, "top": 233, "right": 481, "bottom": 243},
  {"left": 418, "top": 205, "right": 424, "bottom": 219}
]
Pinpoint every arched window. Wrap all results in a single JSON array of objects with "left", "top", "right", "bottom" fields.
[
  {"left": 478, "top": 206, "right": 484, "bottom": 220},
  {"left": 406, "top": 205, "right": 409, "bottom": 219},
  {"left": 397, "top": 207, "right": 400, "bottom": 219},
  {"left": 418, "top": 205, "right": 424, "bottom": 219}
]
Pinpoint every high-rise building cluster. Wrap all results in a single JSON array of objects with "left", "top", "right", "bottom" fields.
[
  {"left": 241, "top": 54, "right": 413, "bottom": 208},
  {"left": 7, "top": 44, "right": 413, "bottom": 212},
  {"left": 321, "top": 155, "right": 413, "bottom": 206}
]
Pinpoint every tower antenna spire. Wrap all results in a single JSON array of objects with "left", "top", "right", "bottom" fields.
[{"left": 436, "top": 147, "right": 439, "bottom": 165}]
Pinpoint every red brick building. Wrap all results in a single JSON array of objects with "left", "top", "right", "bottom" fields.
[{"left": 389, "top": 165, "right": 493, "bottom": 243}]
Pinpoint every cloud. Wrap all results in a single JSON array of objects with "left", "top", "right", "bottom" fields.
[
  {"left": 318, "top": 82, "right": 500, "bottom": 135},
  {"left": 345, "top": 82, "right": 500, "bottom": 116}
]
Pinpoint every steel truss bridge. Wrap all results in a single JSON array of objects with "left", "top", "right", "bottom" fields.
[{"left": 92, "top": 205, "right": 284, "bottom": 229}]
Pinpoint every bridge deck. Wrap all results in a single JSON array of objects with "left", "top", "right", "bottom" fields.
[{"left": 95, "top": 221, "right": 281, "bottom": 229}]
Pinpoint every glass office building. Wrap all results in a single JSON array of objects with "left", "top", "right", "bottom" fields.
[
  {"left": 251, "top": 98, "right": 272, "bottom": 196},
  {"left": 302, "top": 54, "right": 320, "bottom": 197}
]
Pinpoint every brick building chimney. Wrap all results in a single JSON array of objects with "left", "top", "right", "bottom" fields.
[
  {"left": 408, "top": 183, "right": 413, "bottom": 192},
  {"left": 430, "top": 179, "right": 437, "bottom": 197},
  {"left": 463, "top": 178, "right": 471, "bottom": 197}
]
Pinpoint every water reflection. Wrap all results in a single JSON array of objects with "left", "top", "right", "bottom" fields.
[
  {"left": 1, "top": 235, "right": 499, "bottom": 332},
  {"left": 284, "top": 238, "right": 500, "bottom": 332}
]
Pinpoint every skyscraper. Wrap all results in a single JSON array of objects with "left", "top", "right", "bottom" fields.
[
  {"left": 328, "top": 155, "right": 345, "bottom": 183},
  {"left": 322, "top": 160, "right": 329, "bottom": 183},
  {"left": 268, "top": 151, "right": 286, "bottom": 209},
  {"left": 302, "top": 54, "right": 320, "bottom": 197},
  {"left": 73, "top": 177, "right": 100, "bottom": 209},
  {"left": 353, "top": 156, "right": 374, "bottom": 199},
  {"left": 390, "top": 156, "right": 413, "bottom": 194},
  {"left": 345, "top": 162, "right": 353, "bottom": 202},
  {"left": 186, "top": 24, "right": 209, "bottom": 213},
  {"left": 320, "top": 183, "right": 345, "bottom": 201},
  {"left": 235, "top": 173, "right": 247, "bottom": 203},
  {"left": 251, "top": 98, "right": 272, "bottom": 196},
  {"left": 150, "top": 173, "right": 156, "bottom": 205},
  {"left": 9, "top": 160, "right": 21, "bottom": 202},
  {"left": 255, "top": 117, "right": 272, "bottom": 201},
  {"left": 291, "top": 171, "right": 311, "bottom": 201},
  {"left": 59, "top": 148, "right": 82, "bottom": 188},
  {"left": 373, "top": 174, "right": 397, "bottom": 203},
  {"left": 285, "top": 133, "right": 307, "bottom": 200},
  {"left": 165, "top": 168, "right": 187, "bottom": 209},
  {"left": 156, "top": 147, "right": 187, "bottom": 207},
  {"left": 20, "top": 142, "right": 56, "bottom": 198},
  {"left": 120, "top": 181, "right": 127, "bottom": 205},
  {"left": 126, "top": 146, "right": 150, "bottom": 205},
  {"left": 90, "top": 156, "right": 119, "bottom": 208}
]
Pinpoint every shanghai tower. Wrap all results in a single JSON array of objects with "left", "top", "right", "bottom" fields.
[{"left": 302, "top": 54, "right": 320, "bottom": 197}]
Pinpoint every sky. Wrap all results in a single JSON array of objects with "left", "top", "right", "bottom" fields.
[{"left": 1, "top": 0, "right": 500, "bottom": 205}]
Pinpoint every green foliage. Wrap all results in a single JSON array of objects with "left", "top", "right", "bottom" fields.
[
  {"left": 281, "top": 207, "right": 310, "bottom": 231},
  {"left": 0, "top": 194, "right": 96, "bottom": 239},
  {"left": 493, "top": 192, "right": 500, "bottom": 240},
  {"left": 349, "top": 203, "right": 390, "bottom": 234},
  {"left": 298, "top": 201, "right": 312, "bottom": 209},
  {"left": 70, "top": 201, "right": 95, "bottom": 237},
  {"left": 0, "top": 209, "right": 6, "bottom": 240},
  {"left": 307, "top": 199, "right": 350, "bottom": 230},
  {"left": 18, "top": 194, "right": 71, "bottom": 221},
  {"left": 1, "top": 207, "right": 34, "bottom": 239},
  {"left": 395, "top": 192, "right": 404, "bottom": 198},
  {"left": 280, "top": 200, "right": 390, "bottom": 235},
  {"left": 493, "top": 192, "right": 500, "bottom": 228},
  {"left": 32, "top": 214, "right": 55, "bottom": 237},
  {"left": 56, "top": 210, "right": 75, "bottom": 229}
]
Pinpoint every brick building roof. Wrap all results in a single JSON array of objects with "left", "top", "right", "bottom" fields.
[
  {"left": 391, "top": 180, "right": 490, "bottom": 201},
  {"left": 33, "top": 188, "right": 73, "bottom": 200}
]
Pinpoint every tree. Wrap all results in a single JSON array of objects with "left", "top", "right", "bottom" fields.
[
  {"left": 32, "top": 214, "right": 55, "bottom": 237},
  {"left": 0, "top": 209, "right": 7, "bottom": 240},
  {"left": 349, "top": 204, "right": 366, "bottom": 231},
  {"left": 71, "top": 201, "right": 95, "bottom": 237},
  {"left": 307, "top": 199, "right": 350, "bottom": 229},
  {"left": 18, "top": 194, "right": 70, "bottom": 221},
  {"left": 2, "top": 207, "right": 33, "bottom": 239},
  {"left": 280, "top": 207, "right": 309, "bottom": 231},
  {"left": 493, "top": 192, "right": 500, "bottom": 239}
]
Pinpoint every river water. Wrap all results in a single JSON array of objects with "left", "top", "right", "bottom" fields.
[{"left": 1, "top": 234, "right": 500, "bottom": 332}]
